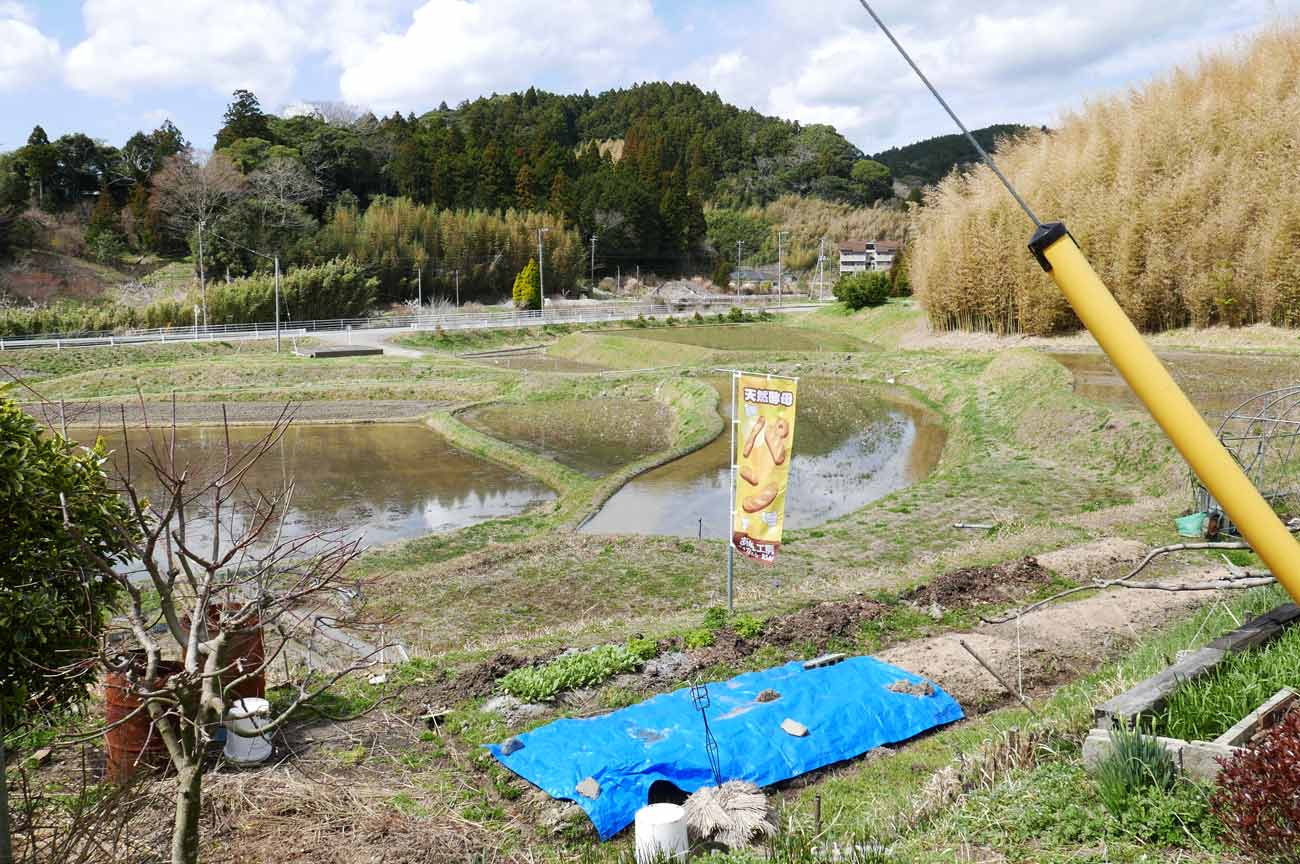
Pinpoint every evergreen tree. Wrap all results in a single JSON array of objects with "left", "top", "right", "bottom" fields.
[
  {"left": 515, "top": 165, "right": 537, "bottom": 211},
  {"left": 18, "top": 126, "right": 58, "bottom": 208},
  {"left": 548, "top": 172, "right": 574, "bottom": 221},
  {"left": 216, "top": 89, "right": 273, "bottom": 150},
  {"left": 512, "top": 257, "right": 540, "bottom": 309}
]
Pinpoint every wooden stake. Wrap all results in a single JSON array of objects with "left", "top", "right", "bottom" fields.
[{"left": 958, "top": 639, "right": 1038, "bottom": 716}]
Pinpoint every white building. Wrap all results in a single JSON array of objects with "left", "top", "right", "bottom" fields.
[{"left": 838, "top": 240, "right": 900, "bottom": 275}]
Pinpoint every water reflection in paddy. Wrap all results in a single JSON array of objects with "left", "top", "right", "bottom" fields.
[
  {"left": 580, "top": 379, "right": 946, "bottom": 539},
  {"left": 82, "top": 422, "right": 555, "bottom": 551}
]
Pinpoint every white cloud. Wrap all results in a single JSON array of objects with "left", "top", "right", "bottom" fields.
[
  {"left": 698, "top": 0, "right": 1300, "bottom": 151},
  {"left": 0, "top": 2, "right": 60, "bottom": 92},
  {"left": 338, "top": 0, "right": 663, "bottom": 112},
  {"left": 64, "top": 0, "right": 321, "bottom": 99}
]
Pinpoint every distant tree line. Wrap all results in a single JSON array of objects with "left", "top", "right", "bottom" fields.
[
  {"left": 2, "top": 84, "right": 904, "bottom": 278},
  {"left": 871, "top": 124, "right": 1033, "bottom": 187}
]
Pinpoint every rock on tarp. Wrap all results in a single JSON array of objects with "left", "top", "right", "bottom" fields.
[{"left": 487, "top": 656, "right": 963, "bottom": 839}]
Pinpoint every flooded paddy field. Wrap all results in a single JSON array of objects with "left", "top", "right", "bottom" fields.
[
  {"left": 580, "top": 378, "right": 945, "bottom": 538},
  {"left": 1049, "top": 350, "right": 1300, "bottom": 416},
  {"left": 81, "top": 422, "right": 555, "bottom": 551}
]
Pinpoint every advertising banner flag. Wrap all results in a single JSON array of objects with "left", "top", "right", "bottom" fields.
[{"left": 732, "top": 373, "right": 798, "bottom": 564}]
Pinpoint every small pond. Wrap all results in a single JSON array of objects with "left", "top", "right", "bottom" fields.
[
  {"left": 580, "top": 378, "right": 946, "bottom": 539},
  {"left": 80, "top": 422, "right": 555, "bottom": 553},
  {"left": 461, "top": 399, "right": 672, "bottom": 477}
]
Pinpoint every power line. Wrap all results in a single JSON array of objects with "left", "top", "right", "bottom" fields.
[{"left": 854, "top": 0, "right": 1042, "bottom": 229}]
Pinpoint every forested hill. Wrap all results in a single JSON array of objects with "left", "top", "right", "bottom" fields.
[
  {"left": 0, "top": 83, "right": 900, "bottom": 277},
  {"left": 871, "top": 124, "right": 1033, "bottom": 186},
  {"left": 426, "top": 82, "right": 886, "bottom": 209}
]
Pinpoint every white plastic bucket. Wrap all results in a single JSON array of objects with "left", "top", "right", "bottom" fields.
[
  {"left": 223, "top": 697, "right": 273, "bottom": 765},
  {"left": 634, "top": 803, "right": 688, "bottom": 864}
]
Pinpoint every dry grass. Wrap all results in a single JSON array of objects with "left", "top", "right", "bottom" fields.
[
  {"left": 718, "top": 196, "right": 912, "bottom": 270},
  {"left": 913, "top": 23, "right": 1300, "bottom": 335}
]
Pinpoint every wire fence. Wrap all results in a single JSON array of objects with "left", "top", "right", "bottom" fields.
[{"left": 0, "top": 295, "right": 825, "bottom": 351}]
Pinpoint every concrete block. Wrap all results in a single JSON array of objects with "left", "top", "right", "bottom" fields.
[
  {"left": 1178, "top": 741, "right": 1237, "bottom": 781},
  {"left": 1083, "top": 728, "right": 1239, "bottom": 782}
]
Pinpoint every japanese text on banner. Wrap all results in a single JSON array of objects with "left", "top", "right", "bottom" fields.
[{"left": 732, "top": 374, "right": 798, "bottom": 564}]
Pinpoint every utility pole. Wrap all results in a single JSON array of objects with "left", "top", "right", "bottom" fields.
[
  {"left": 274, "top": 254, "right": 281, "bottom": 353},
  {"left": 616, "top": 265, "right": 621, "bottom": 293},
  {"left": 590, "top": 234, "right": 597, "bottom": 291},
  {"left": 735, "top": 240, "right": 745, "bottom": 301},
  {"left": 454, "top": 269, "right": 460, "bottom": 307},
  {"left": 818, "top": 237, "right": 826, "bottom": 301},
  {"left": 777, "top": 230, "right": 788, "bottom": 308},
  {"left": 416, "top": 264, "right": 422, "bottom": 309},
  {"left": 537, "top": 227, "right": 549, "bottom": 316},
  {"left": 196, "top": 218, "right": 207, "bottom": 327}
]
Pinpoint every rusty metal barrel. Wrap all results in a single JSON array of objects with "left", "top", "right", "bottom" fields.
[
  {"left": 103, "top": 657, "right": 182, "bottom": 783},
  {"left": 180, "top": 602, "right": 266, "bottom": 702}
]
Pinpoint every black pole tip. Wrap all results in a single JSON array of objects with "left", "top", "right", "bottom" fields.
[{"left": 1028, "top": 221, "right": 1074, "bottom": 273}]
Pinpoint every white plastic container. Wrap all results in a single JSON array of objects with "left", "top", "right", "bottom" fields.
[
  {"left": 223, "top": 697, "right": 273, "bottom": 765},
  {"left": 634, "top": 803, "right": 688, "bottom": 864}
]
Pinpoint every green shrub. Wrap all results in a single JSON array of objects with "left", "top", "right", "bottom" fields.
[
  {"left": 1095, "top": 727, "right": 1178, "bottom": 818},
  {"left": 207, "top": 258, "right": 377, "bottom": 323},
  {"left": 727, "top": 306, "right": 747, "bottom": 322},
  {"left": 833, "top": 271, "right": 891, "bottom": 310},
  {"left": 683, "top": 629, "right": 716, "bottom": 649},
  {"left": 499, "top": 645, "right": 639, "bottom": 702},
  {"left": 511, "top": 258, "right": 541, "bottom": 310}
]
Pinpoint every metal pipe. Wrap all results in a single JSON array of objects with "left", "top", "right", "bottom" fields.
[
  {"left": 727, "top": 370, "right": 738, "bottom": 612},
  {"left": 1031, "top": 223, "right": 1300, "bottom": 604}
]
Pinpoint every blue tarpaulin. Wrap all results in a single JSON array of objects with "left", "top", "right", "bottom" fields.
[{"left": 487, "top": 655, "right": 963, "bottom": 839}]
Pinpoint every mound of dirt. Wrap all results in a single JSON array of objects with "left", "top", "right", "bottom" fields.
[
  {"left": 762, "top": 595, "right": 888, "bottom": 648},
  {"left": 903, "top": 557, "right": 1053, "bottom": 610},
  {"left": 448, "top": 652, "right": 530, "bottom": 701}
]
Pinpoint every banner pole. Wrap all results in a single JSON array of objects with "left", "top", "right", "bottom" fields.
[{"left": 727, "top": 371, "right": 739, "bottom": 611}]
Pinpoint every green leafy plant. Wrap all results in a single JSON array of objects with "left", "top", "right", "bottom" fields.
[
  {"left": 499, "top": 645, "right": 639, "bottom": 702},
  {"left": 684, "top": 628, "right": 716, "bottom": 649},
  {"left": 702, "top": 606, "right": 729, "bottom": 632},
  {"left": 626, "top": 637, "right": 659, "bottom": 662},
  {"left": 1094, "top": 727, "right": 1178, "bottom": 818},
  {"left": 511, "top": 257, "right": 541, "bottom": 310},
  {"left": 732, "top": 613, "right": 766, "bottom": 640}
]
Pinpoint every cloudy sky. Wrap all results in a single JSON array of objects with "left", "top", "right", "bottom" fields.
[{"left": 1, "top": 0, "right": 1297, "bottom": 154}]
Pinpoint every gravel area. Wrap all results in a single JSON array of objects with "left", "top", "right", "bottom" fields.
[{"left": 21, "top": 399, "right": 445, "bottom": 428}]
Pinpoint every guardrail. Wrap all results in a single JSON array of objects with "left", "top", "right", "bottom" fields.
[{"left": 0, "top": 295, "right": 824, "bottom": 351}]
